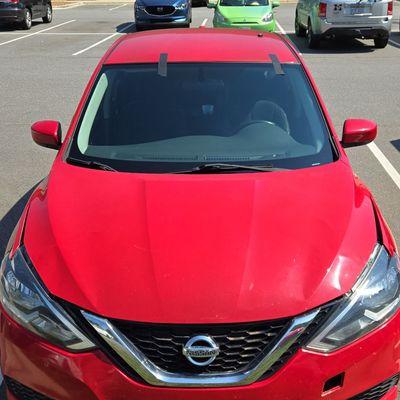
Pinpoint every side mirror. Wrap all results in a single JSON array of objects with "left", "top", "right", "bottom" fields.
[
  {"left": 207, "top": 0, "right": 217, "bottom": 8},
  {"left": 341, "top": 119, "right": 377, "bottom": 148},
  {"left": 272, "top": 0, "right": 280, "bottom": 7},
  {"left": 31, "top": 120, "right": 62, "bottom": 150}
]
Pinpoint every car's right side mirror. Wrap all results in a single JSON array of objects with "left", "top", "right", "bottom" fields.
[
  {"left": 341, "top": 119, "right": 377, "bottom": 148},
  {"left": 207, "top": 0, "right": 218, "bottom": 8}
]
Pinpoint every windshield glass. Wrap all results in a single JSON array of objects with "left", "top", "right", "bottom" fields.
[
  {"left": 220, "top": 0, "right": 268, "bottom": 6},
  {"left": 68, "top": 63, "right": 336, "bottom": 173}
]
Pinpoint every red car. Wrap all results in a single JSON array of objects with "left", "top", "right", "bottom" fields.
[{"left": 1, "top": 29, "right": 399, "bottom": 400}]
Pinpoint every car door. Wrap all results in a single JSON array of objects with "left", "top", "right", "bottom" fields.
[{"left": 29, "top": 0, "right": 42, "bottom": 18}]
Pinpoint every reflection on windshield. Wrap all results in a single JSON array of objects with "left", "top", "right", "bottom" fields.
[
  {"left": 68, "top": 63, "right": 336, "bottom": 173},
  {"left": 220, "top": 0, "right": 268, "bottom": 6}
]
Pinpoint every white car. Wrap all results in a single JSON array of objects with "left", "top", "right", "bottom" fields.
[{"left": 295, "top": 0, "right": 392, "bottom": 48}]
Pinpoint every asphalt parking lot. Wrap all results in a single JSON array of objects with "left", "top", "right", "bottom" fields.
[{"left": 0, "top": 2, "right": 399, "bottom": 398}]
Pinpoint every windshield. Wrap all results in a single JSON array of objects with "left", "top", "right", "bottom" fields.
[
  {"left": 220, "top": 0, "right": 268, "bottom": 6},
  {"left": 68, "top": 63, "right": 336, "bottom": 173}
]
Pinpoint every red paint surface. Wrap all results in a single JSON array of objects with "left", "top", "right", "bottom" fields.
[
  {"left": 105, "top": 29, "right": 299, "bottom": 65},
  {"left": 1, "top": 308, "right": 399, "bottom": 399}
]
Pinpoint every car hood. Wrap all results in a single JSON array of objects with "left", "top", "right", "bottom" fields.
[
  {"left": 219, "top": 5, "right": 271, "bottom": 20},
  {"left": 24, "top": 159, "right": 377, "bottom": 323}
]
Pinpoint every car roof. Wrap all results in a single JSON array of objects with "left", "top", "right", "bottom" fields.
[{"left": 105, "top": 28, "right": 300, "bottom": 65}]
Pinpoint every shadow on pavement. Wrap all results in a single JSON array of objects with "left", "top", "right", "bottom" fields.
[
  {"left": 116, "top": 22, "right": 137, "bottom": 33},
  {"left": 0, "top": 21, "right": 41, "bottom": 32},
  {"left": 286, "top": 33, "right": 375, "bottom": 54},
  {"left": 0, "top": 186, "right": 37, "bottom": 259},
  {"left": 391, "top": 139, "right": 400, "bottom": 152}
]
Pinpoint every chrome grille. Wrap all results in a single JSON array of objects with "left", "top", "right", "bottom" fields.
[
  {"left": 145, "top": 5, "right": 175, "bottom": 15},
  {"left": 110, "top": 318, "right": 290, "bottom": 374}
]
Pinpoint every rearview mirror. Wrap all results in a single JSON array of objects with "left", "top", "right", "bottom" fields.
[
  {"left": 207, "top": 0, "right": 218, "bottom": 8},
  {"left": 31, "top": 120, "right": 62, "bottom": 150},
  {"left": 341, "top": 119, "right": 377, "bottom": 148},
  {"left": 272, "top": 0, "right": 280, "bottom": 7}
]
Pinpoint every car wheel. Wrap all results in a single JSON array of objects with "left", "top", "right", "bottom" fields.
[
  {"left": 307, "top": 20, "right": 320, "bottom": 49},
  {"left": 295, "top": 12, "right": 306, "bottom": 37},
  {"left": 20, "top": 8, "right": 32, "bottom": 30},
  {"left": 42, "top": 3, "right": 52, "bottom": 23},
  {"left": 374, "top": 37, "right": 388, "bottom": 49}
]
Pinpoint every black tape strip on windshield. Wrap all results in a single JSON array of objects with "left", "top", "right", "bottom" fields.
[
  {"left": 158, "top": 53, "right": 168, "bottom": 77},
  {"left": 269, "top": 54, "right": 284, "bottom": 75}
]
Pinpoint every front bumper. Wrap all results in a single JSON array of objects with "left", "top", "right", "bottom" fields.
[
  {"left": 316, "top": 16, "right": 392, "bottom": 38},
  {"left": 135, "top": 9, "right": 190, "bottom": 27},
  {"left": 1, "top": 306, "right": 400, "bottom": 400},
  {"left": 0, "top": 7, "right": 24, "bottom": 23},
  {"left": 214, "top": 20, "right": 276, "bottom": 32}
]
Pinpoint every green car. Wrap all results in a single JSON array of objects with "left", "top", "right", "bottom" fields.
[{"left": 208, "top": 0, "right": 279, "bottom": 32}]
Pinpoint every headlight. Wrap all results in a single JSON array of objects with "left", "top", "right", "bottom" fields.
[
  {"left": 175, "top": 2, "right": 188, "bottom": 9},
  {"left": 135, "top": 3, "right": 145, "bottom": 10},
  {"left": 262, "top": 12, "right": 273, "bottom": 22},
  {"left": 0, "top": 247, "right": 95, "bottom": 351},
  {"left": 307, "top": 244, "right": 400, "bottom": 353}
]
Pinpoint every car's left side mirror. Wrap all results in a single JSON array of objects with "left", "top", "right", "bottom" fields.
[
  {"left": 207, "top": 0, "right": 218, "bottom": 8},
  {"left": 341, "top": 119, "right": 377, "bottom": 148},
  {"left": 272, "top": 0, "right": 280, "bottom": 8},
  {"left": 31, "top": 120, "right": 62, "bottom": 150}
]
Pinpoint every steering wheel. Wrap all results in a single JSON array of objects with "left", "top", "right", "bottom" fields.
[{"left": 234, "top": 120, "right": 278, "bottom": 135}]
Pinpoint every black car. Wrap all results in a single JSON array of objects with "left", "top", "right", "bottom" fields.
[{"left": 0, "top": 0, "right": 52, "bottom": 30}]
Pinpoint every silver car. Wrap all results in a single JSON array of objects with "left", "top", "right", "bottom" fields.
[{"left": 295, "top": 0, "right": 392, "bottom": 48}]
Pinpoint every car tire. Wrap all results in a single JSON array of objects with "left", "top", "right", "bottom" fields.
[
  {"left": 307, "top": 20, "right": 320, "bottom": 49},
  {"left": 374, "top": 37, "right": 388, "bottom": 49},
  {"left": 42, "top": 3, "right": 52, "bottom": 23},
  {"left": 295, "top": 12, "right": 306, "bottom": 37},
  {"left": 20, "top": 8, "right": 32, "bottom": 30}
]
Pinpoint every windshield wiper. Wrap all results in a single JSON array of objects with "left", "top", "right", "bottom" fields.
[
  {"left": 172, "top": 163, "right": 289, "bottom": 174},
  {"left": 67, "top": 157, "right": 117, "bottom": 172}
]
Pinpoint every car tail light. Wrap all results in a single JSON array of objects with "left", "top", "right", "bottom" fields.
[
  {"left": 387, "top": 1, "right": 393, "bottom": 15},
  {"left": 318, "top": 2, "right": 327, "bottom": 17},
  {"left": 4, "top": 0, "right": 19, "bottom": 3}
]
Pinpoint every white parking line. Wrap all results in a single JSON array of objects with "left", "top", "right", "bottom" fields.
[
  {"left": 0, "top": 32, "right": 116, "bottom": 35},
  {"left": 276, "top": 20, "right": 302, "bottom": 55},
  {"left": 0, "top": 20, "right": 75, "bottom": 47},
  {"left": 201, "top": 18, "right": 208, "bottom": 27},
  {"left": 367, "top": 142, "right": 400, "bottom": 190},
  {"left": 72, "top": 22, "right": 134, "bottom": 56},
  {"left": 275, "top": 20, "right": 286, "bottom": 34},
  {"left": 54, "top": 2, "right": 83, "bottom": 9},
  {"left": 389, "top": 38, "right": 400, "bottom": 48},
  {"left": 109, "top": 3, "right": 128, "bottom": 11}
]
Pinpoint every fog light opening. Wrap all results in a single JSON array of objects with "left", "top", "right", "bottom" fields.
[{"left": 323, "top": 373, "right": 344, "bottom": 394}]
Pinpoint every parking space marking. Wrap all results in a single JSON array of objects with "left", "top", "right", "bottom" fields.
[
  {"left": 201, "top": 18, "right": 208, "bottom": 26},
  {"left": 109, "top": 4, "right": 128, "bottom": 11},
  {"left": 0, "top": 20, "right": 75, "bottom": 47},
  {"left": 389, "top": 38, "right": 400, "bottom": 48},
  {"left": 367, "top": 142, "right": 400, "bottom": 190},
  {"left": 276, "top": 20, "right": 302, "bottom": 55},
  {"left": 72, "top": 22, "right": 134, "bottom": 55},
  {"left": 54, "top": 2, "right": 83, "bottom": 9}
]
